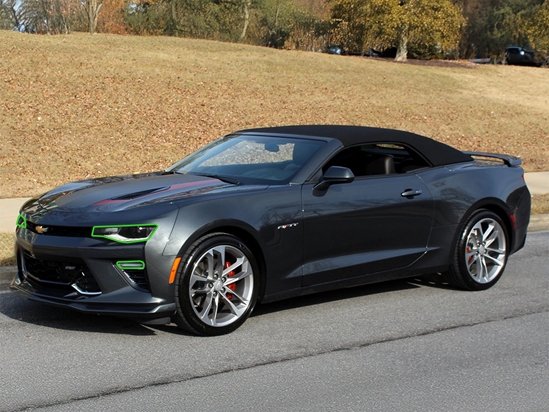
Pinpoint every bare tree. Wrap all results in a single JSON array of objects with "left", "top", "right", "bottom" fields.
[
  {"left": 0, "top": 0, "right": 21, "bottom": 29},
  {"left": 18, "top": 0, "right": 72, "bottom": 33},
  {"left": 239, "top": 0, "right": 251, "bottom": 40},
  {"left": 83, "top": 0, "right": 103, "bottom": 33}
]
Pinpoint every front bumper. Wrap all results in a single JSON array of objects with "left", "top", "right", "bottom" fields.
[{"left": 10, "top": 227, "right": 177, "bottom": 322}]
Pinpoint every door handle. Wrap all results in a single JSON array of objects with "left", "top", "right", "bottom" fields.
[{"left": 401, "top": 189, "right": 422, "bottom": 198}]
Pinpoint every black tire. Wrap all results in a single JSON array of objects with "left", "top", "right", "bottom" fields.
[
  {"left": 446, "top": 210, "right": 509, "bottom": 291},
  {"left": 173, "top": 233, "right": 259, "bottom": 336}
]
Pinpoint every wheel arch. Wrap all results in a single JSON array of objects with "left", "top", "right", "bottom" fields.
[
  {"left": 176, "top": 221, "right": 268, "bottom": 301},
  {"left": 452, "top": 198, "right": 514, "bottom": 254},
  {"left": 479, "top": 203, "right": 514, "bottom": 246}
]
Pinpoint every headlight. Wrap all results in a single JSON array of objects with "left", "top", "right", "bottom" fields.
[{"left": 91, "top": 224, "right": 157, "bottom": 244}]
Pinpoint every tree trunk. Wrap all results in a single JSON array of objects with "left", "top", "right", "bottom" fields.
[
  {"left": 395, "top": 32, "right": 408, "bottom": 61},
  {"left": 275, "top": 1, "right": 280, "bottom": 28},
  {"left": 84, "top": 0, "right": 102, "bottom": 34},
  {"left": 239, "top": 0, "right": 251, "bottom": 41}
]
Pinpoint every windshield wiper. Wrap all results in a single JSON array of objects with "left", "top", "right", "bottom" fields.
[{"left": 190, "top": 172, "right": 241, "bottom": 185}]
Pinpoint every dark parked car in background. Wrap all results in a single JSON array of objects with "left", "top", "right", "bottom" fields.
[
  {"left": 505, "top": 46, "right": 538, "bottom": 66},
  {"left": 327, "top": 44, "right": 345, "bottom": 55},
  {"left": 11, "top": 126, "right": 531, "bottom": 335}
]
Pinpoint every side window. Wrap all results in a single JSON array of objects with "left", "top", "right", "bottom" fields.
[{"left": 323, "top": 143, "right": 430, "bottom": 177}]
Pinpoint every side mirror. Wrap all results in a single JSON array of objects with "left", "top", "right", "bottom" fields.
[{"left": 313, "top": 166, "right": 355, "bottom": 191}]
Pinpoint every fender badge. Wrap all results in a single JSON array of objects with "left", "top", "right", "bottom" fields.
[{"left": 277, "top": 223, "right": 298, "bottom": 230}]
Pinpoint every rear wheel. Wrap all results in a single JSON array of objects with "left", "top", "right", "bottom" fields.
[
  {"left": 174, "top": 233, "right": 258, "bottom": 336},
  {"left": 446, "top": 210, "right": 508, "bottom": 291}
]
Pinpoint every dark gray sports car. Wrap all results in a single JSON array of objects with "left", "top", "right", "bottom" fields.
[{"left": 11, "top": 125, "right": 531, "bottom": 335}]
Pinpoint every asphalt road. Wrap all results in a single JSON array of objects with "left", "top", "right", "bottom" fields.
[{"left": 1, "top": 232, "right": 547, "bottom": 412}]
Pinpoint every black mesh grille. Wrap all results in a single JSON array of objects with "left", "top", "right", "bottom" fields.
[
  {"left": 26, "top": 221, "right": 91, "bottom": 237},
  {"left": 121, "top": 269, "right": 150, "bottom": 292},
  {"left": 22, "top": 251, "right": 101, "bottom": 294}
]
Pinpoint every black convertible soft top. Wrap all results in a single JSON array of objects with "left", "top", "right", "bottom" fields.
[{"left": 239, "top": 125, "right": 473, "bottom": 167}]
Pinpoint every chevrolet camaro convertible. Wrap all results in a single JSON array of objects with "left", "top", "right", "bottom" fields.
[{"left": 11, "top": 126, "right": 531, "bottom": 335}]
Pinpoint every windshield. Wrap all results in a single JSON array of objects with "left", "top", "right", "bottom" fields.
[{"left": 167, "top": 135, "right": 325, "bottom": 184}]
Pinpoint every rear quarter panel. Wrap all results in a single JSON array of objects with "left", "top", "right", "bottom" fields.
[{"left": 416, "top": 162, "right": 529, "bottom": 268}]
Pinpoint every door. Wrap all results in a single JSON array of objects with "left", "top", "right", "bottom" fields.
[{"left": 301, "top": 173, "right": 434, "bottom": 286}]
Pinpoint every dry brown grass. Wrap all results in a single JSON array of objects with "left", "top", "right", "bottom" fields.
[
  {"left": 1, "top": 31, "right": 548, "bottom": 200},
  {"left": 0, "top": 233, "right": 16, "bottom": 266},
  {"left": 532, "top": 194, "right": 549, "bottom": 214}
]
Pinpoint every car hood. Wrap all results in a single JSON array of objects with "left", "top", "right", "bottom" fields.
[{"left": 20, "top": 172, "right": 241, "bottom": 223}]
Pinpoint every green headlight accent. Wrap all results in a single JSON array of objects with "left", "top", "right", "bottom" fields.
[
  {"left": 16, "top": 214, "right": 27, "bottom": 229},
  {"left": 91, "top": 224, "right": 158, "bottom": 244},
  {"left": 116, "top": 260, "right": 146, "bottom": 270}
]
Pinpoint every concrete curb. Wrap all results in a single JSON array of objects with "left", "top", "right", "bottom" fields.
[
  {"left": 528, "top": 214, "right": 549, "bottom": 232},
  {"left": 0, "top": 266, "right": 17, "bottom": 273}
]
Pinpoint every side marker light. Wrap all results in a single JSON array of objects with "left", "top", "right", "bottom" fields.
[{"left": 169, "top": 257, "right": 182, "bottom": 284}]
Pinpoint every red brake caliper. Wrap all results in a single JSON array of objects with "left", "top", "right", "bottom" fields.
[
  {"left": 224, "top": 261, "right": 236, "bottom": 300},
  {"left": 467, "top": 234, "right": 476, "bottom": 264}
]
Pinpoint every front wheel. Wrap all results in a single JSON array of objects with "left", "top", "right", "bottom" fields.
[
  {"left": 446, "top": 210, "right": 509, "bottom": 291},
  {"left": 173, "top": 233, "right": 259, "bottom": 336}
]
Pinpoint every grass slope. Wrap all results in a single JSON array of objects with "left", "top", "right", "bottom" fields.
[{"left": 1, "top": 31, "right": 548, "bottom": 199}]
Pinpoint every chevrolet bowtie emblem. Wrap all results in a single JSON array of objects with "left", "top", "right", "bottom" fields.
[{"left": 35, "top": 225, "right": 49, "bottom": 234}]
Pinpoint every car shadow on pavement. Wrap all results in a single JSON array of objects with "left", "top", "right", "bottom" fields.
[
  {"left": 1, "top": 274, "right": 454, "bottom": 336},
  {"left": 251, "top": 273, "right": 456, "bottom": 319},
  {"left": 0, "top": 293, "right": 165, "bottom": 336},
  {"left": 407, "top": 272, "right": 455, "bottom": 289}
]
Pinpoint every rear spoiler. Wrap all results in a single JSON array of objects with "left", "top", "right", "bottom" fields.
[{"left": 464, "top": 151, "right": 522, "bottom": 167}]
